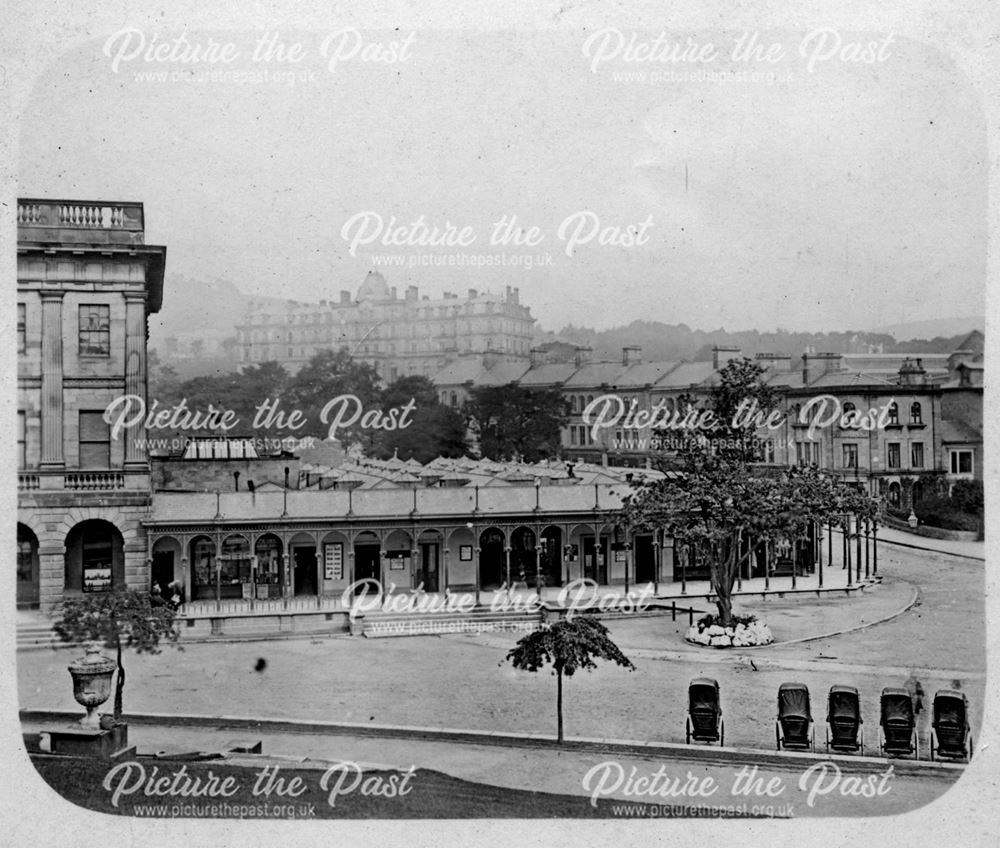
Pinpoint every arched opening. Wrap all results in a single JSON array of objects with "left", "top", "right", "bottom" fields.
[
  {"left": 887, "top": 482, "right": 901, "bottom": 508},
  {"left": 255, "top": 534, "right": 284, "bottom": 599},
  {"left": 633, "top": 532, "right": 656, "bottom": 584},
  {"left": 510, "top": 527, "right": 537, "bottom": 586},
  {"left": 151, "top": 536, "right": 181, "bottom": 593},
  {"left": 189, "top": 535, "right": 217, "bottom": 601},
  {"left": 353, "top": 530, "right": 381, "bottom": 596},
  {"left": 540, "top": 525, "right": 563, "bottom": 587},
  {"left": 218, "top": 534, "right": 251, "bottom": 600},
  {"left": 17, "top": 523, "right": 40, "bottom": 608},
  {"left": 384, "top": 530, "right": 413, "bottom": 593},
  {"left": 478, "top": 527, "right": 506, "bottom": 590},
  {"left": 289, "top": 531, "right": 318, "bottom": 597},
  {"left": 416, "top": 529, "right": 443, "bottom": 592},
  {"left": 64, "top": 519, "right": 125, "bottom": 596}
]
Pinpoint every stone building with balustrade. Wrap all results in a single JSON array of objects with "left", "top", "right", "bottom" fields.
[{"left": 16, "top": 198, "right": 166, "bottom": 610}]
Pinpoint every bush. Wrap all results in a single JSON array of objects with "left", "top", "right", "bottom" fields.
[
  {"left": 697, "top": 612, "right": 758, "bottom": 630},
  {"left": 950, "top": 480, "right": 984, "bottom": 513}
]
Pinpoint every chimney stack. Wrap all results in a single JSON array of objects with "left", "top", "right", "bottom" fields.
[
  {"left": 340, "top": 290, "right": 351, "bottom": 304},
  {"left": 574, "top": 346, "right": 593, "bottom": 367},
  {"left": 802, "top": 352, "right": 843, "bottom": 385},
  {"left": 754, "top": 352, "right": 792, "bottom": 374},
  {"left": 468, "top": 288, "right": 479, "bottom": 299},
  {"left": 712, "top": 346, "right": 741, "bottom": 370},
  {"left": 622, "top": 346, "right": 642, "bottom": 366}
]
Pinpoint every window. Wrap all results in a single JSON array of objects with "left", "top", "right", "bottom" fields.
[
  {"left": 78, "top": 305, "right": 110, "bottom": 356},
  {"left": 950, "top": 450, "right": 974, "bottom": 476},
  {"left": 79, "top": 411, "right": 111, "bottom": 468},
  {"left": 17, "top": 304, "right": 25, "bottom": 354},
  {"left": 570, "top": 427, "right": 578, "bottom": 446},
  {"left": 887, "top": 442, "right": 901, "bottom": 469},
  {"left": 842, "top": 443, "right": 858, "bottom": 469},
  {"left": 887, "top": 402, "right": 899, "bottom": 425},
  {"left": 911, "top": 442, "right": 925, "bottom": 468},
  {"left": 17, "top": 411, "right": 25, "bottom": 468},
  {"left": 910, "top": 402, "right": 922, "bottom": 424},
  {"left": 796, "top": 441, "right": 819, "bottom": 466},
  {"left": 450, "top": 392, "right": 457, "bottom": 408}
]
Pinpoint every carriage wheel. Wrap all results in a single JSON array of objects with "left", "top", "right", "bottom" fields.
[
  {"left": 860, "top": 729, "right": 864, "bottom": 757},
  {"left": 720, "top": 719, "right": 724, "bottom": 747},
  {"left": 967, "top": 733, "right": 973, "bottom": 762},
  {"left": 810, "top": 726, "right": 816, "bottom": 753},
  {"left": 825, "top": 727, "right": 830, "bottom": 753},
  {"left": 913, "top": 732, "right": 919, "bottom": 761},
  {"left": 879, "top": 729, "right": 885, "bottom": 758},
  {"left": 930, "top": 730, "right": 936, "bottom": 761},
  {"left": 686, "top": 718, "right": 691, "bottom": 745},
  {"left": 775, "top": 723, "right": 781, "bottom": 751}
]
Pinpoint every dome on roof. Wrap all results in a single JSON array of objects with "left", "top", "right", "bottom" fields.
[{"left": 357, "top": 270, "right": 391, "bottom": 301}]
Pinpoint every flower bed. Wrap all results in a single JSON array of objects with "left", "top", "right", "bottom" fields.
[{"left": 685, "top": 613, "right": 773, "bottom": 648}]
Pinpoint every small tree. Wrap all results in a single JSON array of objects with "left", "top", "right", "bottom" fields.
[
  {"left": 505, "top": 616, "right": 635, "bottom": 743},
  {"left": 53, "top": 587, "right": 181, "bottom": 724}
]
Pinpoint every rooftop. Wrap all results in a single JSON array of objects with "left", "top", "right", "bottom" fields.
[{"left": 17, "top": 198, "right": 147, "bottom": 246}]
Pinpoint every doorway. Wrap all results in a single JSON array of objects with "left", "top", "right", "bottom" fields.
[
  {"left": 418, "top": 542, "right": 439, "bottom": 592},
  {"left": 354, "top": 544, "right": 381, "bottom": 595},
  {"left": 582, "top": 535, "right": 608, "bottom": 584},
  {"left": 151, "top": 550, "right": 175, "bottom": 591},
  {"left": 292, "top": 545, "right": 317, "bottom": 596}
]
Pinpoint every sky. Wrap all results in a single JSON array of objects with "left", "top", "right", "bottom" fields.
[{"left": 17, "top": 27, "right": 987, "bottom": 333}]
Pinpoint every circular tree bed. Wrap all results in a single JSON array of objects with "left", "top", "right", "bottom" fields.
[{"left": 685, "top": 613, "right": 774, "bottom": 647}]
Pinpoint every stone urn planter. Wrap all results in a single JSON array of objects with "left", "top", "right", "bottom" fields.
[{"left": 67, "top": 643, "right": 116, "bottom": 728}]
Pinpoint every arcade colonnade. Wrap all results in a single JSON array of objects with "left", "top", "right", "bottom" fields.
[{"left": 142, "top": 518, "right": 672, "bottom": 603}]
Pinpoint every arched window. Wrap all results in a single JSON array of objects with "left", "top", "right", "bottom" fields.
[
  {"left": 888, "top": 402, "right": 899, "bottom": 425},
  {"left": 887, "top": 481, "right": 901, "bottom": 506},
  {"left": 450, "top": 392, "right": 458, "bottom": 408},
  {"left": 910, "top": 402, "right": 922, "bottom": 424}
]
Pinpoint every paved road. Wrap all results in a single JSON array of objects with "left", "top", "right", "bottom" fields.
[
  {"left": 17, "top": 539, "right": 983, "bottom": 817},
  {"left": 20, "top": 720, "right": 963, "bottom": 818}
]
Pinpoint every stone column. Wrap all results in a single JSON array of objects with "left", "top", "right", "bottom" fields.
[
  {"left": 40, "top": 292, "right": 65, "bottom": 468},
  {"left": 38, "top": 545, "right": 66, "bottom": 613},
  {"left": 124, "top": 292, "right": 148, "bottom": 468}
]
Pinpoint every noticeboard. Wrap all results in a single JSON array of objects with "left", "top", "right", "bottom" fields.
[{"left": 324, "top": 542, "right": 344, "bottom": 580}]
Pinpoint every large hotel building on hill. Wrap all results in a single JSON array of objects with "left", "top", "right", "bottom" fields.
[{"left": 235, "top": 271, "right": 536, "bottom": 379}]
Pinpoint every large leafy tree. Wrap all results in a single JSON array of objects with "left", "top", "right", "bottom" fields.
[
  {"left": 623, "top": 358, "right": 877, "bottom": 626},
  {"left": 283, "top": 349, "right": 382, "bottom": 445},
  {"left": 465, "top": 384, "right": 568, "bottom": 462},
  {"left": 506, "top": 617, "right": 635, "bottom": 743},
  {"left": 373, "top": 376, "right": 468, "bottom": 462},
  {"left": 53, "top": 587, "right": 181, "bottom": 724}
]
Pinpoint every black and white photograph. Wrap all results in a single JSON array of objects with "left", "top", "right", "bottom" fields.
[{"left": 4, "top": 1, "right": 996, "bottom": 843}]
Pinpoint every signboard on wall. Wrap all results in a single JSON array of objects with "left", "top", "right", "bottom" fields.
[
  {"left": 82, "top": 564, "right": 112, "bottom": 593},
  {"left": 324, "top": 543, "right": 344, "bottom": 580},
  {"left": 387, "top": 550, "right": 411, "bottom": 571}
]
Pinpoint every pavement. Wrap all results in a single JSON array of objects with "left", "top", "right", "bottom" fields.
[
  {"left": 16, "top": 532, "right": 985, "bottom": 818},
  {"left": 19, "top": 716, "right": 965, "bottom": 818}
]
